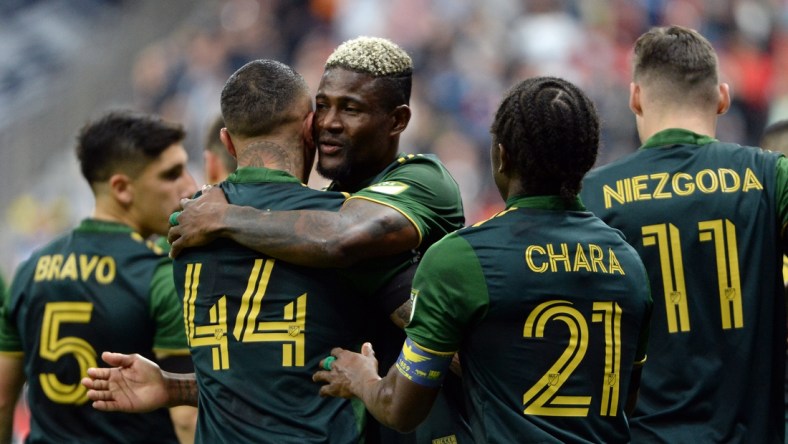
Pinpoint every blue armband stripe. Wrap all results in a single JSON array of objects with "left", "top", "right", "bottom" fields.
[{"left": 395, "top": 338, "right": 453, "bottom": 388}]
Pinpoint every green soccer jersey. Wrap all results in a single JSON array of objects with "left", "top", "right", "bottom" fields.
[
  {"left": 329, "top": 153, "right": 470, "bottom": 444},
  {"left": 406, "top": 196, "right": 653, "bottom": 444},
  {"left": 580, "top": 128, "right": 788, "bottom": 443},
  {"left": 174, "top": 167, "right": 366, "bottom": 444},
  {"left": 329, "top": 153, "right": 465, "bottom": 298},
  {"left": 0, "top": 219, "right": 186, "bottom": 443},
  {"left": 0, "top": 273, "right": 7, "bottom": 314}
]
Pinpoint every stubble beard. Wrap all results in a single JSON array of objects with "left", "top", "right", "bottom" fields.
[{"left": 316, "top": 152, "right": 355, "bottom": 187}]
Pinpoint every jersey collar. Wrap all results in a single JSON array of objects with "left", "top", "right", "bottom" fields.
[
  {"left": 225, "top": 167, "right": 303, "bottom": 184},
  {"left": 641, "top": 128, "right": 717, "bottom": 149},
  {"left": 78, "top": 219, "right": 134, "bottom": 233},
  {"left": 505, "top": 195, "right": 586, "bottom": 211},
  {"left": 326, "top": 153, "right": 408, "bottom": 193}
]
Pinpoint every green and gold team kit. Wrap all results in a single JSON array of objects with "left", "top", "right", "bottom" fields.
[
  {"left": 403, "top": 196, "right": 653, "bottom": 443},
  {"left": 329, "top": 154, "right": 470, "bottom": 444},
  {"left": 174, "top": 167, "right": 365, "bottom": 443},
  {"left": 0, "top": 219, "right": 187, "bottom": 443},
  {"left": 581, "top": 128, "right": 788, "bottom": 443}
]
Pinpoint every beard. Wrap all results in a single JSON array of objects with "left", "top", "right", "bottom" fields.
[{"left": 316, "top": 149, "right": 360, "bottom": 191}]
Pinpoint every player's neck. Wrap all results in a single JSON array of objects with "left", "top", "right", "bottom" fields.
[
  {"left": 235, "top": 138, "right": 304, "bottom": 181},
  {"left": 92, "top": 198, "right": 147, "bottom": 237},
  {"left": 638, "top": 109, "right": 717, "bottom": 143}
]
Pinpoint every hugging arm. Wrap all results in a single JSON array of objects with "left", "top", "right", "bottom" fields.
[{"left": 168, "top": 187, "right": 418, "bottom": 267}]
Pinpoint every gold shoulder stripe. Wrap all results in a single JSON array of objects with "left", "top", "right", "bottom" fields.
[{"left": 345, "top": 195, "right": 423, "bottom": 247}]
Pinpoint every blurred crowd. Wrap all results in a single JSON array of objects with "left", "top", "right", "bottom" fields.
[
  {"left": 125, "top": 0, "right": 788, "bottom": 223},
  {"left": 2, "top": 0, "right": 788, "bottom": 278}
]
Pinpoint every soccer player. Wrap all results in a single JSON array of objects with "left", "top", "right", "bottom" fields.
[
  {"left": 313, "top": 76, "right": 653, "bottom": 443},
  {"left": 760, "top": 118, "right": 788, "bottom": 444},
  {"left": 0, "top": 110, "right": 198, "bottom": 443},
  {"left": 580, "top": 25, "right": 788, "bottom": 442},
  {"left": 82, "top": 57, "right": 452, "bottom": 442},
  {"left": 167, "top": 36, "right": 469, "bottom": 443},
  {"left": 202, "top": 114, "right": 236, "bottom": 185},
  {"left": 175, "top": 59, "right": 371, "bottom": 442}
]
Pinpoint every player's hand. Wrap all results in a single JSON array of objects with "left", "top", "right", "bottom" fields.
[
  {"left": 168, "top": 186, "right": 229, "bottom": 258},
  {"left": 313, "top": 343, "right": 380, "bottom": 399},
  {"left": 81, "top": 352, "right": 169, "bottom": 413},
  {"left": 449, "top": 353, "right": 462, "bottom": 377}
]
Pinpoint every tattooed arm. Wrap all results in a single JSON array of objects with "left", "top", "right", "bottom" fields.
[
  {"left": 82, "top": 352, "right": 199, "bottom": 411},
  {"left": 168, "top": 187, "right": 419, "bottom": 266}
]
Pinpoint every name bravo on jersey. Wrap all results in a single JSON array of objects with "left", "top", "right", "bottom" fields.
[{"left": 33, "top": 254, "right": 116, "bottom": 283}]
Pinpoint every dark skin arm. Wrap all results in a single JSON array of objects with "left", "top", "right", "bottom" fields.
[
  {"left": 313, "top": 343, "right": 440, "bottom": 433},
  {"left": 167, "top": 186, "right": 419, "bottom": 267}
]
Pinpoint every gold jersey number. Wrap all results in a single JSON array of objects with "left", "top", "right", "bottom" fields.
[
  {"left": 522, "top": 300, "right": 622, "bottom": 417},
  {"left": 38, "top": 302, "right": 97, "bottom": 404},
  {"left": 183, "top": 259, "right": 306, "bottom": 371},
  {"left": 642, "top": 219, "right": 742, "bottom": 333}
]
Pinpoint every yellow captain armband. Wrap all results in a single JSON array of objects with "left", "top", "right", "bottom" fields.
[{"left": 395, "top": 338, "right": 454, "bottom": 388}]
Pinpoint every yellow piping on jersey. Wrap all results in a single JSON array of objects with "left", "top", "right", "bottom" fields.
[{"left": 344, "top": 195, "right": 423, "bottom": 247}]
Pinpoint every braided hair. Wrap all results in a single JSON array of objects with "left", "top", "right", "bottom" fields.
[{"left": 490, "top": 76, "right": 599, "bottom": 200}]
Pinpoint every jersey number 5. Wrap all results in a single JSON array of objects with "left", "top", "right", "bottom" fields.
[{"left": 38, "top": 302, "right": 97, "bottom": 404}]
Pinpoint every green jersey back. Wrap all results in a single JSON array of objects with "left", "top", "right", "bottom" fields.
[
  {"left": 406, "top": 196, "right": 652, "bottom": 444},
  {"left": 174, "top": 168, "right": 365, "bottom": 444},
  {"left": 0, "top": 219, "right": 184, "bottom": 443},
  {"left": 581, "top": 129, "right": 788, "bottom": 443}
]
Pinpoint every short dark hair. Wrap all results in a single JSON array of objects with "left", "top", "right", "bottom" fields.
[
  {"left": 204, "top": 114, "right": 236, "bottom": 172},
  {"left": 220, "top": 59, "right": 310, "bottom": 138},
  {"left": 760, "top": 119, "right": 788, "bottom": 155},
  {"left": 76, "top": 110, "right": 185, "bottom": 185},
  {"left": 633, "top": 25, "right": 719, "bottom": 107},
  {"left": 324, "top": 36, "right": 412, "bottom": 110},
  {"left": 490, "top": 76, "right": 599, "bottom": 200}
]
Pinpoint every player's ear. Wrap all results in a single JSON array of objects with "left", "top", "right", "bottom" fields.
[
  {"left": 389, "top": 105, "right": 411, "bottom": 136},
  {"left": 109, "top": 173, "right": 133, "bottom": 206},
  {"left": 496, "top": 143, "right": 511, "bottom": 173},
  {"left": 220, "top": 128, "right": 237, "bottom": 159},
  {"left": 629, "top": 83, "right": 643, "bottom": 116},
  {"left": 717, "top": 83, "right": 731, "bottom": 115}
]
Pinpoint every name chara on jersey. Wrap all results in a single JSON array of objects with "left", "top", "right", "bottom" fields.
[{"left": 525, "top": 243, "right": 625, "bottom": 275}]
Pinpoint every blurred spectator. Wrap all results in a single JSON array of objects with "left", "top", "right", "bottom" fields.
[{"left": 5, "top": 0, "right": 788, "bottom": 301}]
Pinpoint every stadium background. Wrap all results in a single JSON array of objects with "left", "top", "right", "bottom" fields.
[{"left": 2, "top": 0, "right": 788, "bottom": 440}]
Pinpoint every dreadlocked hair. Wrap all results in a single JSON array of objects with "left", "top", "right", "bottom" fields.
[{"left": 490, "top": 76, "right": 599, "bottom": 200}]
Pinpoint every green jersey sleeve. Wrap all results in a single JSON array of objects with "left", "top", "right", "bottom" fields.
[
  {"left": 776, "top": 156, "right": 788, "bottom": 247},
  {"left": 348, "top": 155, "right": 464, "bottom": 248},
  {"left": 0, "top": 272, "right": 22, "bottom": 353},
  {"left": 405, "top": 233, "right": 488, "bottom": 353},
  {"left": 149, "top": 260, "right": 189, "bottom": 352}
]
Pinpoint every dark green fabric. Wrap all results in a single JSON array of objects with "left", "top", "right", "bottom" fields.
[
  {"left": 581, "top": 129, "right": 787, "bottom": 443},
  {"left": 2, "top": 219, "right": 182, "bottom": 443},
  {"left": 407, "top": 198, "right": 652, "bottom": 443},
  {"left": 175, "top": 167, "right": 365, "bottom": 443}
]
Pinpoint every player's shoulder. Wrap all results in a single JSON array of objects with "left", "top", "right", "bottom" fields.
[
  {"left": 385, "top": 153, "right": 458, "bottom": 188},
  {"left": 395, "top": 152, "right": 443, "bottom": 165},
  {"left": 389, "top": 153, "right": 452, "bottom": 174}
]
